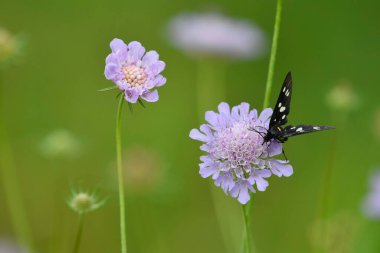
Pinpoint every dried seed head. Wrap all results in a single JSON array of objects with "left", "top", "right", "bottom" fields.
[{"left": 68, "top": 191, "right": 104, "bottom": 214}]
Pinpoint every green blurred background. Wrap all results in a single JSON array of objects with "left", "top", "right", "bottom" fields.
[{"left": 1, "top": 0, "right": 379, "bottom": 252}]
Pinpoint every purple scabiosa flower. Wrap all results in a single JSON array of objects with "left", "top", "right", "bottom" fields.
[
  {"left": 190, "top": 102, "right": 293, "bottom": 204},
  {"left": 167, "top": 12, "right": 265, "bottom": 60},
  {"left": 104, "top": 39, "right": 166, "bottom": 103},
  {"left": 0, "top": 238, "right": 26, "bottom": 253},
  {"left": 362, "top": 170, "right": 380, "bottom": 219}
]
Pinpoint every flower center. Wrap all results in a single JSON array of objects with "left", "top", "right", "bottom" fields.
[
  {"left": 122, "top": 65, "right": 147, "bottom": 87},
  {"left": 212, "top": 122, "right": 265, "bottom": 168}
]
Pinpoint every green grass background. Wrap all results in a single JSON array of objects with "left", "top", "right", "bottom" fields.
[{"left": 1, "top": 0, "right": 379, "bottom": 252}]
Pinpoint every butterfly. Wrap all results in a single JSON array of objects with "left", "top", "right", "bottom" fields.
[{"left": 258, "top": 72, "right": 334, "bottom": 146}]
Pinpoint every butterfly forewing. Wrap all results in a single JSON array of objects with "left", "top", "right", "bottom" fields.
[
  {"left": 282, "top": 125, "right": 335, "bottom": 138},
  {"left": 269, "top": 72, "right": 293, "bottom": 128}
]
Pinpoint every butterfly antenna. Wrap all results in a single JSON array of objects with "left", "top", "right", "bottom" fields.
[{"left": 248, "top": 127, "right": 266, "bottom": 138}]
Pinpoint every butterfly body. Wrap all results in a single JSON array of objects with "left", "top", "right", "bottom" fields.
[
  {"left": 261, "top": 72, "right": 334, "bottom": 145},
  {"left": 263, "top": 126, "right": 288, "bottom": 143}
]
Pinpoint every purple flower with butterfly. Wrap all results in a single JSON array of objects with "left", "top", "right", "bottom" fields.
[
  {"left": 190, "top": 102, "right": 293, "bottom": 204},
  {"left": 104, "top": 38, "right": 166, "bottom": 103}
]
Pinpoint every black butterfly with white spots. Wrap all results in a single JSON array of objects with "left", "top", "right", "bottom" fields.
[{"left": 261, "top": 72, "right": 334, "bottom": 144}]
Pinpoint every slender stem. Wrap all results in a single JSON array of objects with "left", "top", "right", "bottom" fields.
[
  {"left": 73, "top": 214, "right": 85, "bottom": 253},
  {"left": 263, "top": 0, "right": 283, "bottom": 109},
  {"left": 320, "top": 133, "right": 338, "bottom": 219},
  {"left": 242, "top": 1, "right": 283, "bottom": 252},
  {"left": 314, "top": 128, "right": 339, "bottom": 253},
  {"left": 116, "top": 95, "right": 128, "bottom": 253},
  {"left": 0, "top": 72, "right": 34, "bottom": 252},
  {"left": 242, "top": 204, "right": 254, "bottom": 253}
]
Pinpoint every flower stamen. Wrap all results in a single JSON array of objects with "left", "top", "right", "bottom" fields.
[{"left": 122, "top": 65, "right": 147, "bottom": 87}]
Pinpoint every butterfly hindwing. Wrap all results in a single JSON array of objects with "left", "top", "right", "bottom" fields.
[
  {"left": 282, "top": 125, "right": 335, "bottom": 138},
  {"left": 269, "top": 72, "right": 293, "bottom": 128}
]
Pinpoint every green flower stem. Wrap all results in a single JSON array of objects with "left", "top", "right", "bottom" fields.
[
  {"left": 243, "top": 1, "right": 283, "bottom": 252},
  {"left": 116, "top": 95, "right": 128, "bottom": 253},
  {"left": 263, "top": 0, "right": 283, "bottom": 109},
  {"left": 314, "top": 125, "right": 340, "bottom": 253},
  {"left": 0, "top": 72, "right": 34, "bottom": 252},
  {"left": 73, "top": 214, "right": 85, "bottom": 253},
  {"left": 242, "top": 204, "right": 255, "bottom": 253},
  {"left": 320, "top": 132, "right": 338, "bottom": 220}
]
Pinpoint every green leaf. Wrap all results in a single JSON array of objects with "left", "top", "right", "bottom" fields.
[
  {"left": 98, "top": 86, "right": 118, "bottom": 92},
  {"left": 127, "top": 102, "right": 133, "bottom": 113},
  {"left": 138, "top": 98, "right": 146, "bottom": 108}
]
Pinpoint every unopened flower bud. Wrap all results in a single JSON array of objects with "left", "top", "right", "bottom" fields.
[{"left": 68, "top": 191, "right": 104, "bottom": 214}]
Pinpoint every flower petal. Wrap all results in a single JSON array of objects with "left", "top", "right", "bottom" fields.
[
  {"left": 259, "top": 108, "right": 273, "bottom": 124},
  {"left": 110, "top": 38, "right": 127, "bottom": 53},
  {"left": 269, "top": 159, "right": 293, "bottom": 177},
  {"left": 148, "top": 61, "right": 166, "bottom": 75},
  {"left": 106, "top": 53, "right": 118, "bottom": 64},
  {"left": 127, "top": 41, "right": 145, "bottom": 64},
  {"left": 218, "top": 102, "right": 230, "bottom": 115},
  {"left": 249, "top": 109, "right": 258, "bottom": 121},
  {"left": 215, "top": 172, "right": 235, "bottom": 194},
  {"left": 199, "top": 163, "right": 218, "bottom": 178},
  {"left": 205, "top": 111, "right": 219, "bottom": 127},
  {"left": 104, "top": 63, "right": 120, "bottom": 81},
  {"left": 268, "top": 141, "right": 282, "bottom": 157},
  {"left": 239, "top": 102, "right": 250, "bottom": 118},
  {"left": 141, "top": 90, "right": 159, "bottom": 102},
  {"left": 124, "top": 88, "right": 139, "bottom": 103},
  {"left": 153, "top": 75, "right": 167, "bottom": 87},
  {"left": 142, "top": 50, "right": 159, "bottom": 67},
  {"left": 110, "top": 38, "right": 128, "bottom": 60},
  {"left": 237, "top": 183, "right": 250, "bottom": 204},
  {"left": 189, "top": 129, "right": 208, "bottom": 142}
]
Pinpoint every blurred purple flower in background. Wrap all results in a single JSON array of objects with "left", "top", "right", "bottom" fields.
[
  {"left": 104, "top": 39, "right": 166, "bottom": 103},
  {"left": 190, "top": 102, "right": 293, "bottom": 204},
  {"left": 0, "top": 238, "right": 26, "bottom": 253},
  {"left": 362, "top": 170, "right": 380, "bottom": 219},
  {"left": 167, "top": 12, "right": 265, "bottom": 60}
]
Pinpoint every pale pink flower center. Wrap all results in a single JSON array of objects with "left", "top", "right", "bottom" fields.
[
  {"left": 122, "top": 65, "right": 147, "bottom": 87},
  {"left": 212, "top": 122, "right": 265, "bottom": 168}
]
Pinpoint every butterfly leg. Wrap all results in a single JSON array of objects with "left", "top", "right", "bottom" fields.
[{"left": 282, "top": 148, "right": 288, "bottom": 162}]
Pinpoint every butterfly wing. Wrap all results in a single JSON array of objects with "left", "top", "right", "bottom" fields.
[
  {"left": 282, "top": 125, "right": 335, "bottom": 138},
  {"left": 269, "top": 72, "right": 293, "bottom": 128}
]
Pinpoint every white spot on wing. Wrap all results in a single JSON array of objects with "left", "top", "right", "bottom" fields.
[
  {"left": 282, "top": 115, "right": 286, "bottom": 119},
  {"left": 278, "top": 102, "right": 282, "bottom": 108},
  {"left": 296, "top": 127, "right": 303, "bottom": 132},
  {"left": 280, "top": 106, "right": 286, "bottom": 112},
  {"left": 283, "top": 87, "right": 286, "bottom": 92},
  {"left": 291, "top": 127, "right": 296, "bottom": 129},
  {"left": 285, "top": 90, "right": 290, "bottom": 96},
  {"left": 313, "top": 126, "right": 320, "bottom": 130}
]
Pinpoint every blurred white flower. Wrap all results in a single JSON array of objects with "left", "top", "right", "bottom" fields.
[
  {"left": 38, "top": 129, "right": 81, "bottom": 159},
  {"left": 326, "top": 80, "right": 358, "bottom": 112},
  {"left": 0, "top": 28, "right": 23, "bottom": 66},
  {"left": 0, "top": 238, "right": 26, "bottom": 253},
  {"left": 122, "top": 146, "right": 163, "bottom": 194},
  {"left": 167, "top": 11, "right": 265, "bottom": 60}
]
